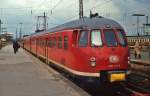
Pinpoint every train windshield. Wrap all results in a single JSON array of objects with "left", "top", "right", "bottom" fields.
[
  {"left": 78, "top": 30, "right": 88, "bottom": 47},
  {"left": 116, "top": 30, "right": 127, "bottom": 46},
  {"left": 91, "top": 30, "right": 103, "bottom": 47},
  {"left": 104, "top": 30, "right": 117, "bottom": 47}
]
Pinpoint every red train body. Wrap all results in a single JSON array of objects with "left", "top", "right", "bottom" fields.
[{"left": 21, "top": 17, "right": 129, "bottom": 82}]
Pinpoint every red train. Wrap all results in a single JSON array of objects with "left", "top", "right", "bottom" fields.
[{"left": 21, "top": 17, "right": 130, "bottom": 83}]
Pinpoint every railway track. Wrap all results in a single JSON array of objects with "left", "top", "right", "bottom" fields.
[
  {"left": 34, "top": 61, "right": 149, "bottom": 96},
  {"left": 123, "top": 73, "right": 150, "bottom": 95},
  {"left": 26, "top": 50, "right": 150, "bottom": 96},
  {"left": 38, "top": 61, "right": 150, "bottom": 96},
  {"left": 128, "top": 60, "right": 150, "bottom": 93},
  {"left": 50, "top": 63, "right": 150, "bottom": 96}
]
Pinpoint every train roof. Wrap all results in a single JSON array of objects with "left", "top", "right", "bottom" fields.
[
  {"left": 29, "top": 17, "right": 123, "bottom": 37},
  {"left": 47, "top": 17, "right": 123, "bottom": 32}
]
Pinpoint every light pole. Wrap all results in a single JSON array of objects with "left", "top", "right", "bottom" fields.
[
  {"left": 132, "top": 14, "right": 145, "bottom": 37},
  {"left": 143, "top": 16, "right": 150, "bottom": 36},
  {"left": 0, "top": 19, "right": 3, "bottom": 36},
  {"left": 79, "top": 0, "right": 83, "bottom": 19},
  {"left": 19, "top": 23, "right": 23, "bottom": 39},
  {"left": 16, "top": 28, "right": 18, "bottom": 40}
]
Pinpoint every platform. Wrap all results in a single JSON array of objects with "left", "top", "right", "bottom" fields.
[
  {"left": 0, "top": 45, "right": 87, "bottom": 96},
  {"left": 130, "top": 50, "right": 150, "bottom": 65}
]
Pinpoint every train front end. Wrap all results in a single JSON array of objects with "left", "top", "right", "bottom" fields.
[
  {"left": 72, "top": 18, "right": 130, "bottom": 83},
  {"left": 90, "top": 29, "right": 129, "bottom": 83}
]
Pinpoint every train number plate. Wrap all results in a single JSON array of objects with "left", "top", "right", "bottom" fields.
[{"left": 110, "top": 73, "right": 125, "bottom": 82}]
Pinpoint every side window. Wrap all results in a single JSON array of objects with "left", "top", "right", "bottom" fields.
[
  {"left": 91, "top": 30, "right": 103, "bottom": 47},
  {"left": 58, "top": 36, "right": 62, "bottom": 48},
  {"left": 53, "top": 37, "right": 57, "bottom": 48},
  {"left": 34, "top": 40, "right": 36, "bottom": 45},
  {"left": 39, "top": 40, "right": 41, "bottom": 46},
  {"left": 40, "top": 40, "right": 42, "bottom": 46},
  {"left": 44, "top": 40, "right": 46, "bottom": 46},
  {"left": 64, "top": 36, "right": 68, "bottom": 50},
  {"left": 37, "top": 40, "right": 39, "bottom": 46},
  {"left": 49, "top": 38, "right": 53, "bottom": 48},
  {"left": 42, "top": 40, "right": 44, "bottom": 46},
  {"left": 78, "top": 30, "right": 88, "bottom": 47}
]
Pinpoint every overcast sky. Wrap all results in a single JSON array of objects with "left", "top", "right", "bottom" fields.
[{"left": 0, "top": 0, "right": 150, "bottom": 36}]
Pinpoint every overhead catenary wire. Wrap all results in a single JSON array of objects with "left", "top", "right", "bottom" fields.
[
  {"left": 63, "top": 0, "right": 113, "bottom": 23},
  {"left": 0, "top": 7, "right": 32, "bottom": 10},
  {"left": 51, "top": 0, "right": 64, "bottom": 11},
  {"left": 47, "top": 0, "right": 64, "bottom": 15},
  {"left": 45, "top": 0, "right": 113, "bottom": 27},
  {"left": 40, "top": 0, "right": 112, "bottom": 29},
  {"left": 33, "top": 0, "right": 47, "bottom": 9},
  {"left": 88, "top": 0, "right": 112, "bottom": 11},
  {"left": 2, "top": 0, "right": 149, "bottom": 36}
]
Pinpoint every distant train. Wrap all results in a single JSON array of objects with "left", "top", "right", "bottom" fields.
[{"left": 21, "top": 17, "right": 129, "bottom": 83}]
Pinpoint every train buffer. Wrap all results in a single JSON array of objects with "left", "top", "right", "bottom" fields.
[{"left": 0, "top": 45, "right": 88, "bottom": 96}]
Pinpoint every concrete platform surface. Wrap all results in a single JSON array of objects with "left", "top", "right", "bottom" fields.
[
  {"left": 0, "top": 45, "right": 85, "bottom": 96},
  {"left": 130, "top": 50, "right": 150, "bottom": 65},
  {"left": 130, "top": 50, "right": 150, "bottom": 61}
]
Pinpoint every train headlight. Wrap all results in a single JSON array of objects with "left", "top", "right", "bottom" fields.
[
  {"left": 90, "top": 57, "right": 96, "bottom": 67},
  {"left": 109, "top": 55, "right": 119, "bottom": 63}
]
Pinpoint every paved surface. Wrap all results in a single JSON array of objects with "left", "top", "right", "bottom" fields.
[
  {"left": 130, "top": 51, "right": 150, "bottom": 64},
  {"left": 130, "top": 50, "right": 150, "bottom": 62},
  {"left": 0, "top": 45, "right": 85, "bottom": 96}
]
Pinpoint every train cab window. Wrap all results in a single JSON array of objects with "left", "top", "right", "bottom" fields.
[
  {"left": 64, "top": 36, "right": 68, "bottom": 50},
  {"left": 78, "top": 30, "right": 88, "bottom": 47},
  {"left": 104, "top": 30, "right": 117, "bottom": 47},
  {"left": 91, "top": 30, "right": 102, "bottom": 47},
  {"left": 116, "top": 30, "right": 127, "bottom": 46}
]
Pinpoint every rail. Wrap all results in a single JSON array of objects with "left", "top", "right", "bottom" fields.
[
  {"left": 130, "top": 59, "right": 150, "bottom": 66},
  {"left": 130, "top": 59, "right": 150, "bottom": 80}
]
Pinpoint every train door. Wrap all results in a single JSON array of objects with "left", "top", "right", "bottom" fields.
[{"left": 76, "top": 30, "right": 90, "bottom": 62}]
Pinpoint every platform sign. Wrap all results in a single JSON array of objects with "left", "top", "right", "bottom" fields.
[{"left": 144, "top": 24, "right": 150, "bottom": 35}]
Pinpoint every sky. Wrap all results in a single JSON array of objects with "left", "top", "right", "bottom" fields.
[{"left": 0, "top": 0, "right": 150, "bottom": 37}]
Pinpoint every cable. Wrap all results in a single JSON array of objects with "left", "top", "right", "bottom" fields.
[
  {"left": 63, "top": 0, "right": 113, "bottom": 23},
  {"left": 46, "top": 0, "right": 64, "bottom": 15},
  {"left": 0, "top": 7, "right": 32, "bottom": 10},
  {"left": 51, "top": 0, "right": 64, "bottom": 10},
  {"left": 32, "top": 0, "right": 50, "bottom": 14},
  {"left": 89, "top": 0, "right": 112, "bottom": 11}
]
